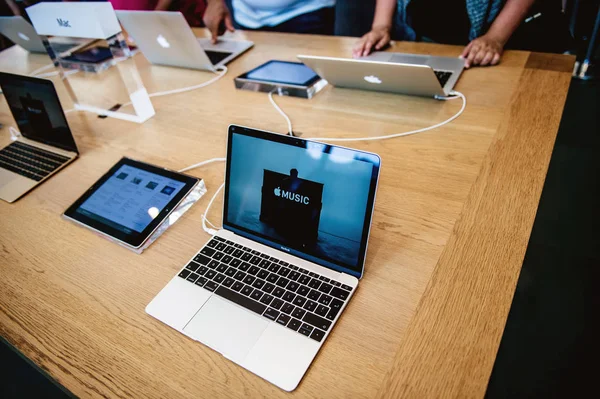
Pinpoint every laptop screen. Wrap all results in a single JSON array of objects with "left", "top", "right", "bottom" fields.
[
  {"left": 0, "top": 73, "right": 78, "bottom": 153},
  {"left": 224, "top": 126, "right": 380, "bottom": 278}
]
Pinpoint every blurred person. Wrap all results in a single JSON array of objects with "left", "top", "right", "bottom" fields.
[
  {"left": 353, "top": 0, "right": 535, "bottom": 68},
  {"left": 203, "top": 0, "right": 335, "bottom": 43},
  {"left": 109, "top": 0, "right": 207, "bottom": 27}
]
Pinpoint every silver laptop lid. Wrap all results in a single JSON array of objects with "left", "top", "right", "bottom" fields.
[
  {"left": 116, "top": 10, "right": 214, "bottom": 71},
  {"left": 0, "top": 16, "right": 46, "bottom": 53},
  {"left": 223, "top": 125, "right": 381, "bottom": 278},
  {"left": 0, "top": 72, "right": 78, "bottom": 154}
]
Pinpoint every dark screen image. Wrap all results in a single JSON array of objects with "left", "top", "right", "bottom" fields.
[
  {"left": 246, "top": 61, "right": 319, "bottom": 86},
  {"left": 62, "top": 47, "right": 113, "bottom": 64},
  {"left": 226, "top": 132, "right": 379, "bottom": 275},
  {"left": 0, "top": 73, "right": 77, "bottom": 152}
]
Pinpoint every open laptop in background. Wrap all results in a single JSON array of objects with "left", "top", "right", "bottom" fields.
[
  {"left": 0, "top": 73, "right": 78, "bottom": 203},
  {"left": 298, "top": 53, "right": 464, "bottom": 98},
  {"left": 0, "top": 16, "right": 93, "bottom": 55},
  {"left": 116, "top": 11, "right": 253, "bottom": 71},
  {"left": 146, "top": 125, "right": 381, "bottom": 391}
]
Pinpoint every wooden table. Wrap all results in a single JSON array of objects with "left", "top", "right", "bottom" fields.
[{"left": 0, "top": 30, "right": 574, "bottom": 398}]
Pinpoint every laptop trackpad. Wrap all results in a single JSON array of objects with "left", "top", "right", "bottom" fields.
[{"left": 183, "top": 295, "right": 269, "bottom": 363}]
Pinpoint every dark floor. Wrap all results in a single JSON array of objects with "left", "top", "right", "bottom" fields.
[{"left": 0, "top": 80, "right": 598, "bottom": 398}]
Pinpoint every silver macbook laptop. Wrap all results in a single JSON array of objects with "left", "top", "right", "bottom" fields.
[
  {"left": 298, "top": 52, "right": 464, "bottom": 98},
  {"left": 116, "top": 11, "right": 253, "bottom": 71},
  {"left": 0, "top": 73, "right": 78, "bottom": 203},
  {"left": 0, "top": 16, "right": 92, "bottom": 55},
  {"left": 146, "top": 125, "right": 381, "bottom": 391}
]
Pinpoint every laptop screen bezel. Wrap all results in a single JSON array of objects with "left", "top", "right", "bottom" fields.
[
  {"left": 223, "top": 125, "right": 381, "bottom": 279},
  {"left": 0, "top": 72, "right": 79, "bottom": 154}
]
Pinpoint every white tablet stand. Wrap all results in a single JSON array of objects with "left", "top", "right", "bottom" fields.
[{"left": 26, "top": 2, "right": 155, "bottom": 123}]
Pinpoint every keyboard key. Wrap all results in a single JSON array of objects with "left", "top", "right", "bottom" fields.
[
  {"left": 273, "top": 287, "right": 285, "bottom": 298},
  {"left": 287, "top": 281, "right": 299, "bottom": 292},
  {"left": 195, "top": 277, "right": 207, "bottom": 287},
  {"left": 330, "top": 287, "right": 350, "bottom": 301},
  {"left": 193, "top": 254, "right": 210, "bottom": 265},
  {"left": 186, "top": 262, "right": 199, "bottom": 272},
  {"left": 248, "top": 266, "right": 259, "bottom": 275},
  {"left": 266, "top": 273, "right": 279, "bottom": 283},
  {"left": 279, "top": 260, "right": 289, "bottom": 266},
  {"left": 260, "top": 294, "right": 274, "bottom": 306},
  {"left": 178, "top": 269, "right": 191, "bottom": 279},
  {"left": 263, "top": 307, "right": 279, "bottom": 321},
  {"left": 200, "top": 247, "right": 215, "bottom": 257},
  {"left": 325, "top": 298, "right": 344, "bottom": 320},
  {"left": 234, "top": 243, "right": 242, "bottom": 249},
  {"left": 197, "top": 266, "right": 208, "bottom": 275},
  {"left": 238, "top": 262, "right": 250, "bottom": 271},
  {"left": 186, "top": 272, "right": 199, "bottom": 283},
  {"left": 281, "top": 303, "right": 294, "bottom": 315},
  {"left": 315, "top": 305, "right": 328, "bottom": 317},
  {"left": 241, "top": 285, "right": 253, "bottom": 296},
  {"left": 242, "top": 246, "right": 252, "bottom": 252},
  {"left": 276, "top": 313, "right": 291, "bottom": 326},
  {"left": 268, "top": 263, "right": 280, "bottom": 273},
  {"left": 222, "top": 277, "right": 235, "bottom": 288},
  {"left": 259, "top": 253, "right": 269, "bottom": 259},
  {"left": 276, "top": 277, "right": 290, "bottom": 287},
  {"left": 298, "top": 267, "right": 309, "bottom": 274},
  {"left": 341, "top": 284, "right": 353, "bottom": 291},
  {"left": 259, "top": 259, "right": 271, "bottom": 268},
  {"left": 331, "top": 281, "right": 341, "bottom": 287},
  {"left": 283, "top": 291, "right": 295, "bottom": 302},
  {"left": 207, "top": 239, "right": 219, "bottom": 248},
  {"left": 288, "top": 271, "right": 301, "bottom": 281},
  {"left": 271, "top": 298, "right": 284, "bottom": 310},
  {"left": 318, "top": 283, "right": 333, "bottom": 294},
  {"left": 310, "top": 329, "right": 325, "bottom": 342},
  {"left": 204, "top": 281, "right": 219, "bottom": 292},
  {"left": 216, "top": 263, "right": 228, "bottom": 273},
  {"left": 230, "top": 259, "right": 242, "bottom": 268},
  {"left": 223, "top": 246, "right": 234, "bottom": 255},
  {"left": 298, "top": 324, "right": 313, "bottom": 336},
  {"left": 222, "top": 255, "right": 233, "bottom": 264},
  {"left": 308, "top": 279, "right": 321, "bottom": 289},
  {"left": 287, "top": 318, "right": 302, "bottom": 331},
  {"left": 213, "top": 273, "right": 225, "bottom": 284},
  {"left": 206, "top": 270, "right": 217, "bottom": 280},
  {"left": 214, "top": 236, "right": 225, "bottom": 242},
  {"left": 232, "top": 281, "right": 244, "bottom": 292},
  {"left": 269, "top": 256, "right": 279, "bottom": 262},
  {"left": 293, "top": 296, "right": 307, "bottom": 307},
  {"left": 234, "top": 271, "right": 246, "bottom": 281},
  {"left": 216, "top": 243, "right": 227, "bottom": 251},
  {"left": 263, "top": 283, "right": 275, "bottom": 294},
  {"left": 309, "top": 272, "right": 318, "bottom": 278},
  {"left": 303, "top": 312, "right": 331, "bottom": 331},
  {"left": 250, "top": 256, "right": 262, "bottom": 265},
  {"left": 252, "top": 279, "right": 265, "bottom": 290},
  {"left": 241, "top": 253, "right": 252, "bottom": 262},
  {"left": 257, "top": 269, "right": 269, "bottom": 279},
  {"left": 213, "top": 252, "right": 224, "bottom": 261},
  {"left": 318, "top": 276, "right": 330, "bottom": 283},
  {"left": 318, "top": 294, "right": 332, "bottom": 306},
  {"left": 277, "top": 267, "right": 290, "bottom": 277},
  {"left": 297, "top": 286, "right": 310, "bottom": 297},
  {"left": 250, "top": 290, "right": 262, "bottom": 301},
  {"left": 215, "top": 286, "right": 266, "bottom": 315},
  {"left": 208, "top": 260, "right": 219, "bottom": 269},
  {"left": 225, "top": 267, "right": 237, "bottom": 277},
  {"left": 243, "top": 275, "right": 255, "bottom": 285},
  {"left": 308, "top": 289, "right": 321, "bottom": 301},
  {"left": 289, "top": 265, "right": 298, "bottom": 271},
  {"left": 298, "top": 275, "right": 311, "bottom": 285},
  {"left": 226, "top": 240, "right": 235, "bottom": 245},
  {"left": 251, "top": 250, "right": 260, "bottom": 255},
  {"left": 292, "top": 307, "right": 306, "bottom": 319},
  {"left": 304, "top": 300, "right": 317, "bottom": 312}
]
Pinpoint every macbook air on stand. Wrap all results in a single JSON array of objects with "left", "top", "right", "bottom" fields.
[
  {"left": 0, "top": 16, "right": 93, "bottom": 55},
  {"left": 0, "top": 73, "right": 79, "bottom": 203},
  {"left": 116, "top": 11, "right": 253, "bottom": 71},
  {"left": 146, "top": 125, "right": 381, "bottom": 391},
  {"left": 298, "top": 52, "right": 464, "bottom": 98}
]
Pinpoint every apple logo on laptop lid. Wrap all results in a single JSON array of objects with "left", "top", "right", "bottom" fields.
[
  {"left": 364, "top": 75, "right": 382, "bottom": 84},
  {"left": 156, "top": 34, "right": 170, "bottom": 48},
  {"left": 17, "top": 32, "right": 30, "bottom": 41}
]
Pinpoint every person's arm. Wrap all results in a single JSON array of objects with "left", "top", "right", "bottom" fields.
[
  {"left": 352, "top": 0, "right": 396, "bottom": 58},
  {"left": 461, "top": 0, "right": 535, "bottom": 68},
  {"left": 6, "top": 0, "right": 22, "bottom": 16},
  {"left": 203, "top": 0, "right": 235, "bottom": 44},
  {"left": 154, "top": 0, "right": 173, "bottom": 11}
]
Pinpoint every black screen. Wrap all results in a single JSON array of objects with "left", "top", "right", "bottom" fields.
[{"left": 0, "top": 72, "right": 78, "bottom": 153}]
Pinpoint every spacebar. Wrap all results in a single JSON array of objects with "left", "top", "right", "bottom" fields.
[{"left": 215, "top": 286, "right": 267, "bottom": 315}]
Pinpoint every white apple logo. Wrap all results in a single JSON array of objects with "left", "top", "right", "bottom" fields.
[
  {"left": 274, "top": 187, "right": 281, "bottom": 197},
  {"left": 156, "top": 34, "right": 170, "bottom": 48},
  {"left": 364, "top": 75, "right": 382, "bottom": 84},
  {"left": 18, "top": 32, "right": 30, "bottom": 41}
]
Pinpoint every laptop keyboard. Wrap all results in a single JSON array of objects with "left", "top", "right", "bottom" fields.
[
  {"left": 177, "top": 236, "right": 354, "bottom": 342},
  {"left": 204, "top": 50, "right": 232, "bottom": 65},
  {"left": 0, "top": 141, "right": 70, "bottom": 181},
  {"left": 434, "top": 70, "right": 453, "bottom": 87}
]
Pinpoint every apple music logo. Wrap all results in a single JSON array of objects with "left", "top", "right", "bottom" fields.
[
  {"left": 274, "top": 187, "right": 310, "bottom": 205},
  {"left": 156, "top": 34, "right": 170, "bottom": 48},
  {"left": 364, "top": 75, "right": 382, "bottom": 84},
  {"left": 17, "top": 32, "right": 30, "bottom": 41}
]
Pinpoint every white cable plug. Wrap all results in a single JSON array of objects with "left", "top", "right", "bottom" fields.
[{"left": 268, "top": 89, "right": 293, "bottom": 136}]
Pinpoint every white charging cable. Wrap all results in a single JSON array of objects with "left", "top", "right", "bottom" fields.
[
  {"left": 268, "top": 89, "right": 293, "bottom": 136},
  {"left": 267, "top": 91, "right": 466, "bottom": 142},
  {"left": 29, "top": 63, "right": 55, "bottom": 77}
]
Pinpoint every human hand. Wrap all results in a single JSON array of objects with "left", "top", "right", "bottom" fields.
[
  {"left": 461, "top": 34, "right": 504, "bottom": 68},
  {"left": 203, "top": 0, "right": 235, "bottom": 44},
  {"left": 352, "top": 26, "right": 391, "bottom": 58}
]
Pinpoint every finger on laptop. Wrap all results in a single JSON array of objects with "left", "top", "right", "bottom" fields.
[{"left": 225, "top": 15, "right": 235, "bottom": 33}]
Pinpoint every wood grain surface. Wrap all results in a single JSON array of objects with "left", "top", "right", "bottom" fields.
[{"left": 0, "top": 30, "right": 573, "bottom": 398}]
